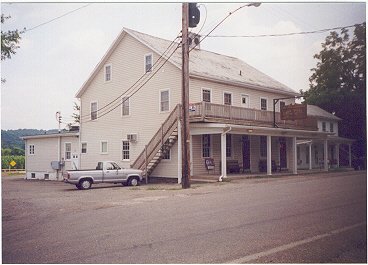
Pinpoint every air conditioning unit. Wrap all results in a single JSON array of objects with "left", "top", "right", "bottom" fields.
[{"left": 127, "top": 133, "right": 138, "bottom": 142}]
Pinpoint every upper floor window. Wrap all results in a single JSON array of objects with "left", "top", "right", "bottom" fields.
[
  {"left": 330, "top": 122, "right": 334, "bottom": 132},
  {"left": 91, "top": 102, "right": 98, "bottom": 120},
  {"left": 122, "top": 97, "right": 130, "bottom": 116},
  {"left": 202, "top": 89, "right": 211, "bottom": 102},
  {"left": 145, "top": 54, "right": 153, "bottom": 73},
  {"left": 65, "top": 143, "right": 71, "bottom": 160},
  {"left": 122, "top": 140, "right": 130, "bottom": 161},
  {"left": 260, "top": 136, "right": 267, "bottom": 157},
  {"left": 104, "top": 64, "right": 111, "bottom": 82},
  {"left": 160, "top": 89, "right": 170, "bottom": 112},
  {"left": 202, "top": 134, "right": 211, "bottom": 158},
  {"left": 261, "top": 98, "right": 267, "bottom": 110},
  {"left": 81, "top": 142, "right": 87, "bottom": 154},
  {"left": 101, "top": 141, "right": 108, "bottom": 154},
  {"left": 241, "top": 94, "right": 250, "bottom": 108},
  {"left": 322, "top": 122, "right": 326, "bottom": 132},
  {"left": 29, "top": 145, "right": 35, "bottom": 155},
  {"left": 224, "top": 92, "right": 232, "bottom": 105}
]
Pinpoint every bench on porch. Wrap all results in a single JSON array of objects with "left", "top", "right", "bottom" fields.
[
  {"left": 219, "top": 160, "right": 242, "bottom": 174},
  {"left": 258, "top": 159, "right": 278, "bottom": 172}
]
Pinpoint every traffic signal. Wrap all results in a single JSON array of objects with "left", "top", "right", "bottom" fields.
[{"left": 189, "top": 3, "right": 200, "bottom": 28}]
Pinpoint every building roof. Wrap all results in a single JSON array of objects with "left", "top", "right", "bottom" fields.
[
  {"left": 21, "top": 131, "right": 79, "bottom": 140},
  {"left": 76, "top": 27, "right": 299, "bottom": 98},
  {"left": 307, "top": 105, "right": 342, "bottom": 121}
]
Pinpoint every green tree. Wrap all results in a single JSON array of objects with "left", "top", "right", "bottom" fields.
[
  {"left": 2, "top": 148, "right": 12, "bottom": 156},
  {"left": 301, "top": 23, "right": 366, "bottom": 158}
]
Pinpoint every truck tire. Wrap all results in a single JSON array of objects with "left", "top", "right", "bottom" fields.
[
  {"left": 128, "top": 176, "right": 139, "bottom": 187},
  {"left": 79, "top": 179, "right": 92, "bottom": 190},
  {"left": 76, "top": 184, "right": 82, "bottom": 190}
]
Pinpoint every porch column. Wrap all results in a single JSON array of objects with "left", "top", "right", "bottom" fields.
[
  {"left": 177, "top": 120, "right": 182, "bottom": 184},
  {"left": 324, "top": 139, "right": 328, "bottom": 171},
  {"left": 190, "top": 134, "right": 193, "bottom": 177},
  {"left": 348, "top": 144, "right": 352, "bottom": 167},
  {"left": 220, "top": 133, "right": 227, "bottom": 181},
  {"left": 308, "top": 143, "right": 312, "bottom": 170},
  {"left": 336, "top": 143, "right": 340, "bottom": 168},
  {"left": 292, "top": 137, "right": 297, "bottom": 174},
  {"left": 267, "top": 135, "right": 272, "bottom": 175}
]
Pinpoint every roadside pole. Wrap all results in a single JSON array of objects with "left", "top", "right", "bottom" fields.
[{"left": 181, "top": 3, "right": 191, "bottom": 189}]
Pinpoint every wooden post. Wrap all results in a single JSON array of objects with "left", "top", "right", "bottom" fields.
[
  {"left": 181, "top": 3, "right": 191, "bottom": 189},
  {"left": 145, "top": 145, "right": 148, "bottom": 184}
]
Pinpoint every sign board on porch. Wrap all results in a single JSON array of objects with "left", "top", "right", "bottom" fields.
[
  {"left": 189, "top": 104, "right": 196, "bottom": 112},
  {"left": 280, "top": 103, "right": 307, "bottom": 120},
  {"left": 205, "top": 158, "right": 215, "bottom": 170}
]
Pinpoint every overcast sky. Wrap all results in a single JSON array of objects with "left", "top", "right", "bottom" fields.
[{"left": 1, "top": 1, "right": 365, "bottom": 130}]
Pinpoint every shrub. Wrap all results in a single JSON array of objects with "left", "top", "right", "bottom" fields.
[{"left": 1, "top": 156, "right": 25, "bottom": 169}]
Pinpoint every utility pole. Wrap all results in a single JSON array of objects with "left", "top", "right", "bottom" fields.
[{"left": 181, "top": 3, "right": 191, "bottom": 189}]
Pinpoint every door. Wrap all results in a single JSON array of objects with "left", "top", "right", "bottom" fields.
[
  {"left": 279, "top": 138, "right": 287, "bottom": 169},
  {"left": 241, "top": 94, "right": 250, "bottom": 108},
  {"left": 104, "top": 162, "right": 120, "bottom": 182},
  {"left": 242, "top": 136, "right": 251, "bottom": 171},
  {"left": 71, "top": 153, "right": 79, "bottom": 170}
]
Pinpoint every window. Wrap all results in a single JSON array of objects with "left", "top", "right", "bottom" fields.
[
  {"left": 260, "top": 136, "right": 267, "bottom": 157},
  {"left": 122, "top": 97, "right": 130, "bottom": 116},
  {"left": 104, "top": 64, "right": 111, "bottom": 82},
  {"left": 44, "top": 174, "right": 49, "bottom": 180},
  {"left": 330, "top": 122, "right": 334, "bottom": 133},
  {"left": 101, "top": 141, "right": 108, "bottom": 154},
  {"left": 106, "top": 162, "right": 120, "bottom": 170},
  {"left": 241, "top": 94, "right": 250, "bottom": 108},
  {"left": 145, "top": 54, "right": 153, "bottom": 73},
  {"left": 163, "top": 149, "right": 171, "bottom": 160},
  {"left": 261, "top": 98, "right": 267, "bottom": 110},
  {"left": 322, "top": 122, "right": 326, "bottom": 132},
  {"left": 226, "top": 134, "right": 232, "bottom": 157},
  {"left": 91, "top": 102, "right": 98, "bottom": 120},
  {"left": 31, "top": 173, "right": 35, "bottom": 179},
  {"left": 122, "top": 140, "right": 130, "bottom": 161},
  {"left": 202, "top": 134, "right": 211, "bottom": 158},
  {"left": 65, "top": 143, "right": 71, "bottom": 160},
  {"left": 29, "top": 145, "right": 35, "bottom": 155},
  {"left": 81, "top": 143, "right": 87, "bottom": 154},
  {"left": 224, "top": 92, "right": 232, "bottom": 105},
  {"left": 160, "top": 89, "right": 170, "bottom": 112},
  {"left": 202, "top": 89, "right": 211, "bottom": 102}
]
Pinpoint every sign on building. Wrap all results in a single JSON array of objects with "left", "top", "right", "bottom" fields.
[{"left": 280, "top": 103, "right": 307, "bottom": 120}]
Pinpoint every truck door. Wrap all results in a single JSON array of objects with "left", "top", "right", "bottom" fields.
[{"left": 104, "top": 162, "right": 119, "bottom": 183}]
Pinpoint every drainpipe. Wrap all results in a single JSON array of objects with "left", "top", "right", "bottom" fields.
[
  {"left": 219, "top": 126, "right": 232, "bottom": 182},
  {"left": 57, "top": 135, "right": 61, "bottom": 180}
]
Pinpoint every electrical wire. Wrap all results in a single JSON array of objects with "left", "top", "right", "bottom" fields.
[
  {"left": 22, "top": 4, "right": 92, "bottom": 33},
  {"left": 80, "top": 32, "right": 181, "bottom": 119},
  {"left": 82, "top": 43, "right": 180, "bottom": 123},
  {"left": 207, "top": 22, "right": 365, "bottom": 38}
]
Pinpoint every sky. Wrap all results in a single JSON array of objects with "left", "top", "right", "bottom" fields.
[{"left": 1, "top": 1, "right": 366, "bottom": 130}]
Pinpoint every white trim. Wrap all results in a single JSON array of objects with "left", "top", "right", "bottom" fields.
[
  {"left": 81, "top": 142, "right": 87, "bottom": 154},
  {"left": 201, "top": 134, "right": 212, "bottom": 158},
  {"left": 144, "top": 53, "right": 153, "bottom": 73},
  {"left": 121, "top": 140, "right": 130, "bottom": 161},
  {"left": 201, "top": 87, "right": 212, "bottom": 102},
  {"left": 121, "top": 96, "right": 131, "bottom": 117},
  {"left": 159, "top": 88, "right": 170, "bottom": 113},
  {"left": 90, "top": 101, "right": 98, "bottom": 121},
  {"left": 240, "top": 94, "right": 250, "bottom": 108},
  {"left": 100, "top": 140, "right": 108, "bottom": 154},
  {"left": 64, "top": 142, "right": 72, "bottom": 161},
  {"left": 260, "top": 97, "right": 268, "bottom": 111},
  {"left": 223, "top": 91, "right": 233, "bottom": 105},
  {"left": 104, "top": 63, "right": 112, "bottom": 82}
]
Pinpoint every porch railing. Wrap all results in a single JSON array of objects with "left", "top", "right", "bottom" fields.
[{"left": 189, "top": 102, "right": 318, "bottom": 131}]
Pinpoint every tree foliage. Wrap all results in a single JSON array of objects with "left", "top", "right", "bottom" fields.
[
  {"left": 301, "top": 23, "right": 366, "bottom": 157},
  {"left": 1, "top": 14, "right": 22, "bottom": 61}
]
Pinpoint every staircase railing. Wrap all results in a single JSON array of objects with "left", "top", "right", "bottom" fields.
[{"left": 132, "top": 104, "right": 181, "bottom": 171}]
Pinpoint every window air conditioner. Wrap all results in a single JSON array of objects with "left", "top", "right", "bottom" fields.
[{"left": 127, "top": 133, "right": 138, "bottom": 142}]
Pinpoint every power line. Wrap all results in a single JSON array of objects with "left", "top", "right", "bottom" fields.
[
  {"left": 80, "top": 32, "right": 181, "bottom": 119},
  {"left": 22, "top": 4, "right": 92, "bottom": 33},
  {"left": 207, "top": 23, "right": 365, "bottom": 38},
  {"left": 82, "top": 43, "right": 180, "bottom": 123}
]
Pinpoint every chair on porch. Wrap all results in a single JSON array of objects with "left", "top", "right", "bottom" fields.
[{"left": 205, "top": 158, "right": 215, "bottom": 174}]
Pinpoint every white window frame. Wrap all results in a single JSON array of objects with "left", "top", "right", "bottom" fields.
[
  {"left": 81, "top": 142, "right": 87, "bottom": 154},
  {"left": 240, "top": 94, "right": 250, "bottom": 108},
  {"left": 100, "top": 140, "right": 108, "bottom": 154},
  {"left": 29, "top": 144, "right": 35, "bottom": 155},
  {"left": 90, "top": 101, "right": 98, "bottom": 121},
  {"left": 201, "top": 88, "right": 212, "bottom": 103},
  {"left": 121, "top": 96, "right": 130, "bottom": 117},
  {"left": 144, "top": 53, "right": 153, "bottom": 73},
  {"left": 260, "top": 97, "right": 268, "bottom": 111},
  {"left": 159, "top": 89, "right": 170, "bottom": 113},
  {"left": 65, "top": 142, "right": 71, "bottom": 160},
  {"left": 223, "top": 91, "right": 233, "bottom": 106},
  {"left": 122, "top": 140, "right": 130, "bottom": 161},
  {"left": 201, "top": 134, "right": 212, "bottom": 158},
  {"left": 104, "top": 64, "right": 112, "bottom": 82}
]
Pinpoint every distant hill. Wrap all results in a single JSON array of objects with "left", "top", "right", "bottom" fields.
[{"left": 1, "top": 129, "right": 59, "bottom": 150}]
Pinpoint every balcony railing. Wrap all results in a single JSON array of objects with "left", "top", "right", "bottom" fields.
[{"left": 189, "top": 102, "right": 318, "bottom": 131}]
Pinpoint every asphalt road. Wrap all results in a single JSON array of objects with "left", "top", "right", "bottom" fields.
[{"left": 2, "top": 171, "right": 367, "bottom": 263}]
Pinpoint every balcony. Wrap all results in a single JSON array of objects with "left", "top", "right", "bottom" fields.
[{"left": 189, "top": 102, "right": 318, "bottom": 131}]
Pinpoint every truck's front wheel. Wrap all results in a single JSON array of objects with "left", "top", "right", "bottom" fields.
[
  {"left": 79, "top": 179, "right": 92, "bottom": 190},
  {"left": 128, "top": 176, "right": 139, "bottom": 187}
]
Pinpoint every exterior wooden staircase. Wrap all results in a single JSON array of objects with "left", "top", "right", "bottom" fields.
[{"left": 131, "top": 104, "right": 181, "bottom": 179}]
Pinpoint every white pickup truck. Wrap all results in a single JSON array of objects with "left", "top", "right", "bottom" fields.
[{"left": 63, "top": 161, "right": 143, "bottom": 190}]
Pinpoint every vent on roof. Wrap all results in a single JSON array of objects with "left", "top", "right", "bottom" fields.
[{"left": 188, "top": 32, "right": 200, "bottom": 50}]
